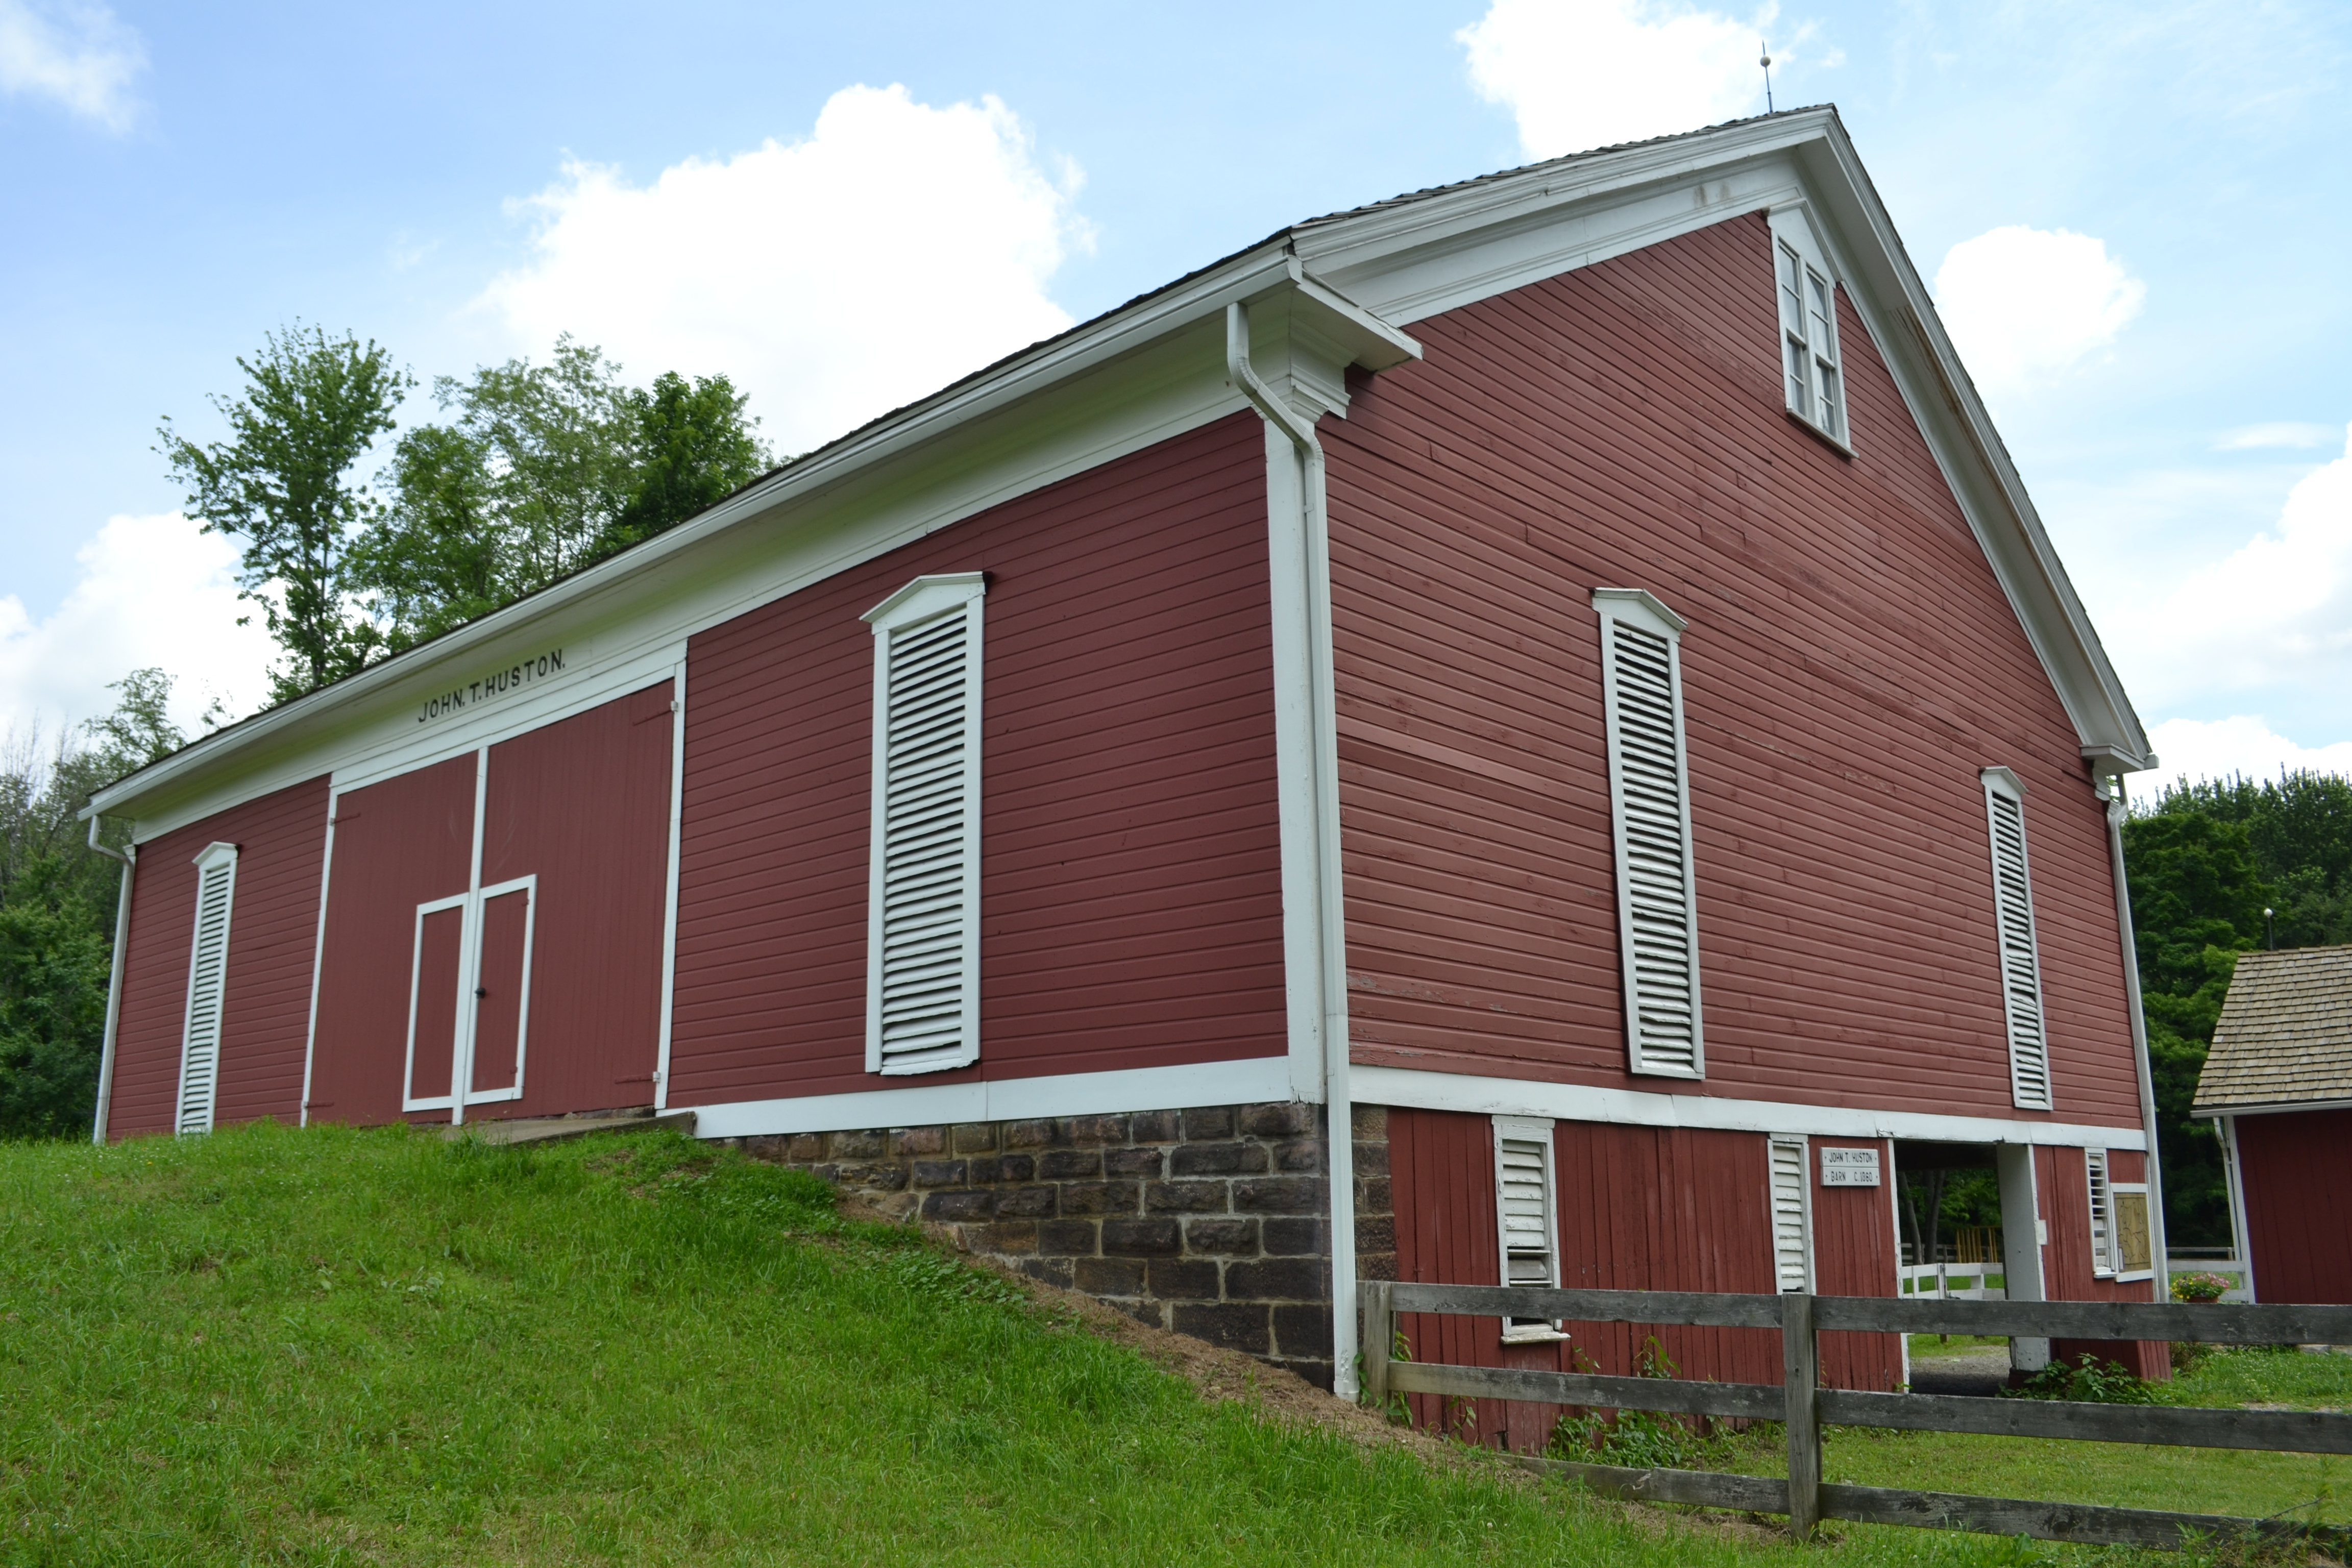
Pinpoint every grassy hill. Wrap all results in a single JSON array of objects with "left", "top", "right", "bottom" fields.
[{"left": 0, "top": 1122, "right": 2274, "bottom": 1565}]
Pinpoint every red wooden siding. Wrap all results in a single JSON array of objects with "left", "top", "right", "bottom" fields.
[
  {"left": 477, "top": 681, "right": 672, "bottom": 1115},
  {"left": 107, "top": 775, "right": 329, "bottom": 1137},
  {"left": 1322, "top": 211, "right": 2141, "bottom": 1129},
  {"left": 667, "top": 412, "right": 1285, "bottom": 1105},
  {"left": 308, "top": 754, "right": 477, "bottom": 1125},
  {"left": 2238, "top": 1110, "right": 2352, "bottom": 1306},
  {"left": 1807, "top": 1139, "right": 1902, "bottom": 1391},
  {"left": 306, "top": 685, "right": 673, "bottom": 1126},
  {"left": 1388, "top": 1108, "right": 1894, "bottom": 1455},
  {"left": 2037, "top": 1144, "right": 2167, "bottom": 1378}
]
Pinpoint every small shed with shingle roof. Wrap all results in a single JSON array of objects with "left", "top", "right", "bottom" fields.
[{"left": 2194, "top": 944, "right": 2352, "bottom": 1305}]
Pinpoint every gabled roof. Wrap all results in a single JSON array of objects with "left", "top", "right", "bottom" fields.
[
  {"left": 87, "top": 105, "right": 2152, "bottom": 826},
  {"left": 2194, "top": 945, "right": 2352, "bottom": 1116}
]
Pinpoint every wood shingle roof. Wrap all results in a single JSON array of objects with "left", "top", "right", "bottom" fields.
[{"left": 2193, "top": 944, "right": 2352, "bottom": 1115}]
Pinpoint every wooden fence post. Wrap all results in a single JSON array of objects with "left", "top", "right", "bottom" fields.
[
  {"left": 1782, "top": 1290, "right": 1821, "bottom": 1538},
  {"left": 1362, "top": 1280, "right": 1392, "bottom": 1410}
]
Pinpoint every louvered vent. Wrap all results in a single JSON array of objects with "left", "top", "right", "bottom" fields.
[
  {"left": 1498, "top": 1137, "right": 1554, "bottom": 1287},
  {"left": 864, "top": 574, "right": 986, "bottom": 1076},
  {"left": 1983, "top": 776, "right": 2053, "bottom": 1110},
  {"left": 1769, "top": 1138, "right": 1810, "bottom": 1292},
  {"left": 177, "top": 848, "right": 238, "bottom": 1135},
  {"left": 2085, "top": 1148, "right": 2114, "bottom": 1276},
  {"left": 1598, "top": 601, "right": 1703, "bottom": 1077}
]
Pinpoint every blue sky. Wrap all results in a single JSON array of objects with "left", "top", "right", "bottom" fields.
[{"left": 3, "top": 0, "right": 2347, "bottom": 797}]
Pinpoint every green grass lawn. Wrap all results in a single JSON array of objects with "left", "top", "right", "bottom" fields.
[
  {"left": 3, "top": 1120, "right": 2110, "bottom": 1568},
  {"left": 2, "top": 1121, "right": 2337, "bottom": 1566}
]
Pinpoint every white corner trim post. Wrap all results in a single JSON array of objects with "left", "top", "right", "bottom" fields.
[
  {"left": 1228, "top": 300, "right": 1359, "bottom": 1399},
  {"left": 87, "top": 815, "right": 133, "bottom": 1145},
  {"left": 2103, "top": 792, "right": 2170, "bottom": 1302}
]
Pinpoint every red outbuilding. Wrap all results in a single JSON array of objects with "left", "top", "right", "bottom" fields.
[
  {"left": 86, "top": 108, "right": 2170, "bottom": 1415},
  {"left": 2197, "top": 945, "right": 2352, "bottom": 1305}
]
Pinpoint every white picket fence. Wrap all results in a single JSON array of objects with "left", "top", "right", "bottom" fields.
[
  {"left": 1897, "top": 1262, "right": 2005, "bottom": 1300},
  {"left": 2167, "top": 1250, "right": 2255, "bottom": 1304}
]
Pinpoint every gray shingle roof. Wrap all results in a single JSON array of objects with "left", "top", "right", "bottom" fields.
[{"left": 2193, "top": 945, "right": 2352, "bottom": 1114}]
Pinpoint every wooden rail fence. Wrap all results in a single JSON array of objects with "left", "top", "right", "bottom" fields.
[{"left": 1361, "top": 1281, "right": 2352, "bottom": 1552}]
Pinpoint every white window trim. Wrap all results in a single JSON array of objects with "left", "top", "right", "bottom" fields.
[
  {"left": 863, "top": 572, "right": 987, "bottom": 1076},
  {"left": 176, "top": 841, "right": 240, "bottom": 1136},
  {"left": 402, "top": 891, "right": 470, "bottom": 1113},
  {"left": 1981, "top": 766, "right": 2054, "bottom": 1111},
  {"left": 1493, "top": 1114, "right": 1569, "bottom": 1343},
  {"left": 2110, "top": 1181, "right": 2154, "bottom": 1283},
  {"left": 1593, "top": 588, "right": 1704, "bottom": 1080},
  {"left": 1768, "top": 1134, "right": 1814, "bottom": 1293},
  {"left": 400, "top": 874, "right": 538, "bottom": 1112},
  {"left": 1769, "top": 203, "right": 1848, "bottom": 448},
  {"left": 2085, "top": 1146, "right": 2115, "bottom": 1277},
  {"left": 467, "top": 874, "right": 537, "bottom": 1105}
]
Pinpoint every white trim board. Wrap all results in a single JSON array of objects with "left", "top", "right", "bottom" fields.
[
  {"left": 2199, "top": 1097, "right": 2352, "bottom": 1120},
  {"left": 684, "top": 1054, "right": 1296, "bottom": 1141},
  {"left": 1354, "top": 1065, "right": 2146, "bottom": 1150}
]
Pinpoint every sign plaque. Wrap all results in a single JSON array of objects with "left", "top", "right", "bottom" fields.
[{"left": 1818, "top": 1146, "right": 1881, "bottom": 1186}]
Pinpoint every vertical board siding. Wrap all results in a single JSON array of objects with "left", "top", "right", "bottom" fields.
[
  {"left": 668, "top": 412, "right": 1285, "bottom": 1105},
  {"left": 1324, "top": 211, "right": 2141, "bottom": 1129},
  {"left": 1808, "top": 1139, "right": 1902, "bottom": 1391},
  {"left": 477, "top": 681, "right": 673, "bottom": 1116},
  {"left": 107, "top": 775, "right": 330, "bottom": 1138},
  {"left": 307, "top": 755, "right": 479, "bottom": 1125},
  {"left": 2238, "top": 1110, "right": 2352, "bottom": 1306},
  {"left": 1388, "top": 1109, "right": 1893, "bottom": 1455},
  {"left": 2038, "top": 1144, "right": 2169, "bottom": 1378}
]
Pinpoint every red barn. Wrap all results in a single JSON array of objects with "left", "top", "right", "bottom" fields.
[
  {"left": 85, "top": 108, "right": 2170, "bottom": 1417},
  {"left": 2197, "top": 945, "right": 2352, "bottom": 1305}
]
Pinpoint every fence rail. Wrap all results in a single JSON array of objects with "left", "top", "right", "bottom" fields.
[{"left": 1362, "top": 1280, "right": 2352, "bottom": 1551}]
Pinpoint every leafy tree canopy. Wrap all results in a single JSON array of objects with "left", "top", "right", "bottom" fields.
[
  {"left": 0, "top": 671, "right": 210, "bottom": 1140},
  {"left": 159, "top": 325, "right": 411, "bottom": 703},
  {"left": 2123, "top": 769, "right": 2352, "bottom": 1244},
  {"left": 353, "top": 340, "right": 770, "bottom": 655}
]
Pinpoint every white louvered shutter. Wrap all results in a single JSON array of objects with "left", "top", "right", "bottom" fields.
[
  {"left": 177, "top": 844, "right": 239, "bottom": 1135},
  {"left": 1595, "top": 591, "right": 1703, "bottom": 1077},
  {"left": 1769, "top": 1137, "right": 1811, "bottom": 1292},
  {"left": 863, "top": 574, "right": 986, "bottom": 1075},
  {"left": 1981, "top": 770, "right": 2052, "bottom": 1110},
  {"left": 2085, "top": 1148, "right": 2114, "bottom": 1276},
  {"left": 1493, "top": 1117, "right": 1560, "bottom": 1337}
]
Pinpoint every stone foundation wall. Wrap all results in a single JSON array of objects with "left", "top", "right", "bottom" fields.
[{"left": 729, "top": 1098, "right": 1399, "bottom": 1390}]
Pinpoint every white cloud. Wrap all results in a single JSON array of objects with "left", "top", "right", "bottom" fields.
[
  {"left": 0, "top": 0, "right": 142, "bottom": 131},
  {"left": 1458, "top": 0, "right": 1780, "bottom": 162},
  {"left": 0, "top": 513, "right": 272, "bottom": 741},
  {"left": 478, "top": 84, "right": 1088, "bottom": 458},
  {"left": 2114, "top": 426, "right": 2352, "bottom": 709},
  {"left": 2136, "top": 716, "right": 2352, "bottom": 802},
  {"left": 1932, "top": 226, "right": 2145, "bottom": 400},
  {"left": 2215, "top": 422, "right": 2339, "bottom": 452}
]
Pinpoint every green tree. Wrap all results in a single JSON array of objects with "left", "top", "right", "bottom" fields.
[
  {"left": 2120, "top": 808, "right": 2270, "bottom": 1246},
  {"left": 355, "top": 342, "right": 770, "bottom": 653},
  {"left": 610, "top": 370, "right": 770, "bottom": 549},
  {"left": 0, "top": 671, "right": 202, "bottom": 1139},
  {"left": 159, "top": 325, "right": 412, "bottom": 702}
]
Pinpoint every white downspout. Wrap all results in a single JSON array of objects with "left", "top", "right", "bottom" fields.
[
  {"left": 2102, "top": 785, "right": 2170, "bottom": 1302},
  {"left": 1227, "top": 300, "right": 1360, "bottom": 1398},
  {"left": 87, "top": 814, "right": 135, "bottom": 1145}
]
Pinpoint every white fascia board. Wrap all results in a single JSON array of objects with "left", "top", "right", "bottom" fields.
[
  {"left": 1293, "top": 110, "right": 2153, "bottom": 774},
  {"left": 2196, "top": 1096, "right": 2352, "bottom": 1120},
  {"left": 685, "top": 1054, "right": 1298, "bottom": 1141},
  {"left": 1791, "top": 125, "right": 2153, "bottom": 771},
  {"left": 91, "top": 244, "right": 1416, "bottom": 832},
  {"left": 1356, "top": 1064, "right": 2148, "bottom": 1150}
]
